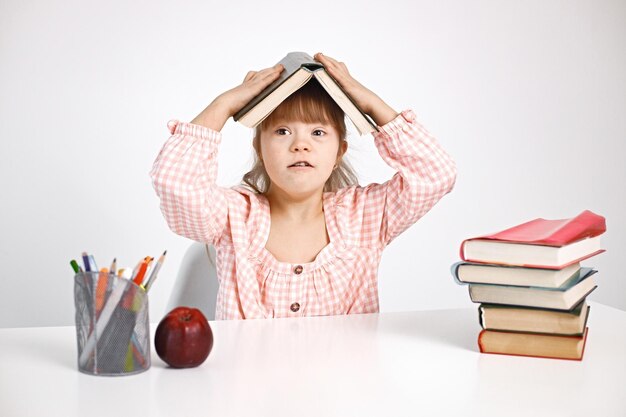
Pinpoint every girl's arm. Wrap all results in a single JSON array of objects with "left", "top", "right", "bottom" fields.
[
  {"left": 150, "top": 64, "right": 284, "bottom": 243},
  {"left": 334, "top": 110, "right": 457, "bottom": 247},
  {"left": 317, "top": 53, "right": 457, "bottom": 246},
  {"left": 313, "top": 53, "right": 398, "bottom": 126},
  {"left": 371, "top": 110, "right": 457, "bottom": 245},
  {"left": 150, "top": 119, "right": 229, "bottom": 245}
]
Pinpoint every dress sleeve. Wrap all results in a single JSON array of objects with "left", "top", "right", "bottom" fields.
[
  {"left": 338, "top": 109, "right": 457, "bottom": 247},
  {"left": 149, "top": 119, "right": 233, "bottom": 245}
]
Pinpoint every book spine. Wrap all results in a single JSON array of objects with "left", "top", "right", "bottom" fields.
[{"left": 477, "top": 329, "right": 486, "bottom": 353}]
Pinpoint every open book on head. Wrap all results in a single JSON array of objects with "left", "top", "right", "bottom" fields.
[{"left": 233, "top": 52, "right": 379, "bottom": 136}]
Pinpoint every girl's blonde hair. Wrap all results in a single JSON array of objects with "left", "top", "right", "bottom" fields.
[{"left": 241, "top": 79, "right": 359, "bottom": 194}]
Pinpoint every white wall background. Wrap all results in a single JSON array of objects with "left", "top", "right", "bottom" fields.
[{"left": 1, "top": 0, "right": 624, "bottom": 328}]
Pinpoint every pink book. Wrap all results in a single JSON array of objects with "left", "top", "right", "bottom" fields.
[{"left": 460, "top": 210, "right": 606, "bottom": 269}]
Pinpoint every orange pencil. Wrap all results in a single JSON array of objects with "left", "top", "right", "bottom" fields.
[
  {"left": 130, "top": 256, "right": 150, "bottom": 280},
  {"left": 132, "top": 257, "right": 152, "bottom": 286},
  {"left": 95, "top": 268, "right": 109, "bottom": 317}
]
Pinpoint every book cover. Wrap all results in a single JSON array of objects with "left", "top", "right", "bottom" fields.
[
  {"left": 477, "top": 327, "right": 589, "bottom": 360},
  {"left": 233, "top": 52, "right": 323, "bottom": 121},
  {"left": 464, "top": 210, "right": 606, "bottom": 247},
  {"left": 233, "top": 52, "right": 378, "bottom": 135}
]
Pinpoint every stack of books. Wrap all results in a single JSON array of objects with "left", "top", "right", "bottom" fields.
[{"left": 452, "top": 210, "right": 606, "bottom": 360}]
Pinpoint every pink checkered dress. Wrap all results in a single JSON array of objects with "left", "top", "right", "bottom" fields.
[{"left": 150, "top": 109, "right": 457, "bottom": 320}]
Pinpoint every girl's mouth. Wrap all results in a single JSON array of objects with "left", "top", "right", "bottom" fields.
[
  {"left": 287, "top": 165, "right": 313, "bottom": 171},
  {"left": 288, "top": 161, "right": 314, "bottom": 171},
  {"left": 288, "top": 161, "right": 314, "bottom": 168}
]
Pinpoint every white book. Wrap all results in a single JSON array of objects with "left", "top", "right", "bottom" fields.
[
  {"left": 452, "top": 262, "right": 581, "bottom": 288},
  {"left": 462, "top": 235, "right": 602, "bottom": 269}
]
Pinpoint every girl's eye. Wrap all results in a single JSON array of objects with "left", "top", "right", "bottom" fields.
[
  {"left": 276, "top": 128, "right": 289, "bottom": 135},
  {"left": 313, "top": 129, "right": 325, "bottom": 136}
]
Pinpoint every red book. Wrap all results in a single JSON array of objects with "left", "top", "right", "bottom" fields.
[{"left": 460, "top": 210, "right": 606, "bottom": 269}]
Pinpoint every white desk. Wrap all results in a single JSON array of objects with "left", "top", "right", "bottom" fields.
[{"left": 1, "top": 303, "right": 625, "bottom": 417}]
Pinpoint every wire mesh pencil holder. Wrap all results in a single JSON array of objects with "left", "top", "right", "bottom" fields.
[{"left": 74, "top": 271, "right": 151, "bottom": 376}]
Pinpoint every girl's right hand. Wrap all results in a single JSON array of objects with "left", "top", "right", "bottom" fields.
[
  {"left": 219, "top": 63, "right": 284, "bottom": 116},
  {"left": 191, "top": 64, "right": 284, "bottom": 131}
]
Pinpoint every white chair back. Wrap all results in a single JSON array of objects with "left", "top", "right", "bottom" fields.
[{"left": 166, "top": 243, "right": 218, "bottom": 320}]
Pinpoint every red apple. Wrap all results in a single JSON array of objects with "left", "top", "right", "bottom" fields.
[{"left": 154, "top": 307, "right": 213, "bottom": 368}]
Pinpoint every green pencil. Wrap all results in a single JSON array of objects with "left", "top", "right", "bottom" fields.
[{"left": 70, "top": 259, "right": 82, "bottom": 274}]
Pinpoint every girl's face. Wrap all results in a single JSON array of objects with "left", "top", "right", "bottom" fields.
[{"left": 260, "top": 120, "right": 346, "bottom": 198}]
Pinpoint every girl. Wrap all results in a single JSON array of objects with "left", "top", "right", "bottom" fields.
[{"left": 151, "top": 53, "right": 457, "bottom": 320}]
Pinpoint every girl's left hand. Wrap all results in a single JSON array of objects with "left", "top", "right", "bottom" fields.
[{"left": 314, "top": 53, "right": 397, "bottom": 125}]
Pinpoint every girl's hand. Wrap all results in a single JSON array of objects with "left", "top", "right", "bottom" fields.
[
  {"left": 191, "top": 64, "right": 284, "bottom": 131},
  {"left": 218, "top": 64, "right": 285, "bottom": 117},
  {"left": 313, "top": 52, "right": 398, "bottom": 126}
]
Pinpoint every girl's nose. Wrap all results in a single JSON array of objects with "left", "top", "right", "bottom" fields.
[{"left": 291, "top": 135, "right": 311, "bottom": 152}]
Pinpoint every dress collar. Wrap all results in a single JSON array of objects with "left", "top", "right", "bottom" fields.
[{"left": 249, "top": 191, "right": 344, "bottom": 274}]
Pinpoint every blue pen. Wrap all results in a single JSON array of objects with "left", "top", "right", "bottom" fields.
[{"left": 82, "top": 252, "right": 91, "bottom": 272}]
